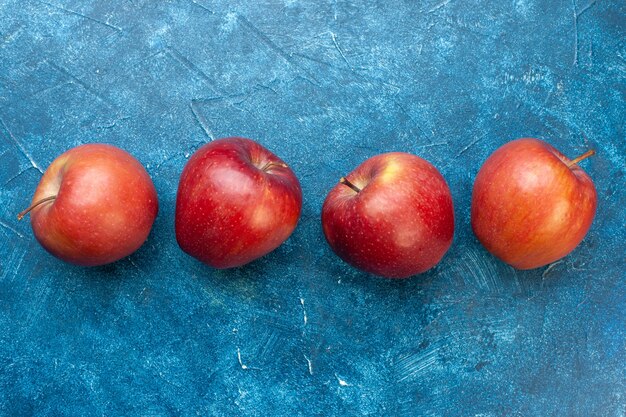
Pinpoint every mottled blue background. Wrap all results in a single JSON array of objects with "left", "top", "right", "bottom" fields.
[{"left": 0, "top": 0, "right": 624, "bottom": 415}]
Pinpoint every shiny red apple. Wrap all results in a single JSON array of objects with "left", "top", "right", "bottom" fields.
[
  {"left": 321, "top": 152, "right": 455, "bottom": 278},
  {"left": 471, "top": 138, "right": 597, "bottom": 270},
  {"left": 18, "top": 144, "right": 158, "bottom": 266},
  {"left": 175, "top": 137, "right": 302, "bottom": 268}
]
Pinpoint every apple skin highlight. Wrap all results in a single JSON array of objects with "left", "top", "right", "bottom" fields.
[{"left": 471, "top": 138, "right": 597, "bottom": 270}]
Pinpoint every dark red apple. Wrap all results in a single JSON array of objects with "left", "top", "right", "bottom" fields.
[
  {"left": 18, "top": 144, "right": 158, "bottom": 266},
  {"left": 175, "top": 137, "right": 302, "bottom": 268},
  {"left": 321, "top": 152, "right": 455, "bottom": 279},
  {"left": 471, "top": 138, "right": 597, "bottom": 269}
]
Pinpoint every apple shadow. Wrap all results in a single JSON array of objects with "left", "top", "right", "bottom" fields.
[
  {"left": 173, "top": 245, "right": 273, "bottom": 301},
  {"left": 323, "top": 256, "right": 442, "bottom": 291},
  {"left": 463, "top": 234, "right": 559, "bottom": 295},
  {"left": 18, "top": 251, "right": 133, "bottom": 329}
]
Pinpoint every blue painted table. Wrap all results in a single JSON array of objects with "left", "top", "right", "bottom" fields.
[{"left": 1, "top": 1, "right": 624, "bottom": 415}]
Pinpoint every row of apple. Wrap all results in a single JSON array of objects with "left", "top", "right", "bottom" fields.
[{"left": 18, "top": 137, "right": 596, "bottom": 278}]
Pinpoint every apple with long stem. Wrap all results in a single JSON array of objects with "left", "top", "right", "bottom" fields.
[
  {"left": 18, "top": 144, "right": 159, "bottom": 266},
  {"left": 175, "top": 137, "right": 302, "bottom": 268},
  {"left": 471, "top": 138, "right": 597, "bottom": 270},
  {"left": 322, "top": 152, "right": 455, "bottom": 279}
]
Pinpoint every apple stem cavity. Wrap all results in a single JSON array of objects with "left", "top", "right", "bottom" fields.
[
  {"left": 339, "top": 177, "right": 361, "bottom": 193},
  {"left": 261, "top": 161, "right": 288, "bottom": 172},
  {"left": 17, "top": 195, "right": 57, "bottom": 220},
  {"left": 567, "top": 149, "right": 595, "bottom": 168}
]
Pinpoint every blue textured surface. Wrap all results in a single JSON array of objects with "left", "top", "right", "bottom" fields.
[{"left": 1, "top": 0, "right": 624, "bottom": 415}]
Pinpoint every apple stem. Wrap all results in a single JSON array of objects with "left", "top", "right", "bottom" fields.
[
  {"left": 17, "top": 195, "right": 57, "bottom": 220},
  {"left": 567, "top": 149, "right": 595, "bottom": 168},
  {"left": 261, "top": 161, "right": 288, "bottom": 172},
  {"left": 339, "top": 177, "right": 361, "bottom": 193}
]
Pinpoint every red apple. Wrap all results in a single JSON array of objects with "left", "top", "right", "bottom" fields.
[
  {"left": 471, "top": 138, "right": 597, "bottom": 270},
  {"left": 175, "top": 137, "right": 302, "bottom": 268},
  {"left": 18, "top": 144, "right": 158, "bottom": 266},
  {"left": 321, "top": 152, "right": 454, "bottom": 279}
]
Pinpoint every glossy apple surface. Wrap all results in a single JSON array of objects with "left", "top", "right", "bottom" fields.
[
  {"left": 471, "top": 138, "right": 597, "bottom": 270},
  {"left": 19, "top": 144, "right": 158, "bottom": 266},
  {"left": 321, "top": 152, "right": 454, "bottom": 279},
  {"left": 175, "top": 137, "right": 302, "bottom": 268}
]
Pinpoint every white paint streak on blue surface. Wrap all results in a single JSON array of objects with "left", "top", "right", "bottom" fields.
[
  {"left": 395, "top": 344, "right": 442, "bottom": 382},
  {"left": 428, "top": 0, "right": 453, "bottom": 13},
  {"left": 304, "top": 354, "right": 313, "bottom": 375},
  {"left": 0, "top": 219, "right": 25, "bottom": 239},
  {"left": 300, "top": 296, "right": 308, "bottom": 326},
  {"left": 47, "top": 61, "right": 115, "bottom": 108},
  {"left": 189, "top": 0, "right": 214, "bottom": 15},
  {"left": 190, "top": 100, "right": 217, "bottom": 140},
  {"left": 454, "top": 248, "right": 502, "bottom": 292},
  {"left": 335, "top": 373, "right": 350, "bottom": 386},
  {"left": 35, "top": 0, "right": 122, "bottom": 32},
  {"left": 0, "top": 118, "right": 44, "bottom": 174},
  {"left": 257, "top": 329, "right": 280, "bottom": 360}
]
